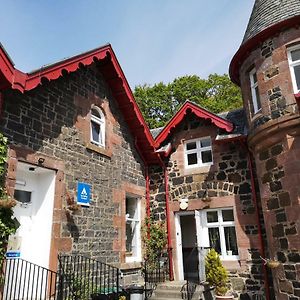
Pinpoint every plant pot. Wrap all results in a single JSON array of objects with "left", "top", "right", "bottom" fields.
[
  {"left": 216, "top": 295, "right": 234, "bottom": 300},
  {"left": 266, "top": 260, "right": 280, "bottom": 269}
]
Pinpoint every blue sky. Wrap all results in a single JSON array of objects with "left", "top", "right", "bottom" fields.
[{"left": 0, "top": 1, "right": 254, "bottom": 88}]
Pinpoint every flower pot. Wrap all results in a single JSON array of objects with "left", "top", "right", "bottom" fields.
[
  {"left": 216, "top": 295, "right": 234, "bottom": 300},
  {"left": 266, "top": 260, "right": 280, "bottom": 269}
]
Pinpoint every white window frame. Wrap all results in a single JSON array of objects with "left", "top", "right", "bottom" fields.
[
  {"left": 184, "top": 137, "right": 213, "bottom": 169},
  {"left": 90, "top": 106, "right": 105, "bottom": 147},
  {"left": 199, "top": 208, "right": 239, "bottom": 260},
  {"left": 287, "top": 44, "right": 300, "bottom": 94},
  {"left": 125, "top": 196, "right": 141, "bottom": 263},
  {"left": 249, "top": 68, "right": 261, "bottom": 115}
]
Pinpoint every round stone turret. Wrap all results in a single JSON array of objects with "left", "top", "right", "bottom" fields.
[{"left": 230, "top": 1, "right": 300, "bottom": 299}]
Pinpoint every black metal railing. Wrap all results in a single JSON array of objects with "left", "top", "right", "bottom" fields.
[
  {"left": 181, "top": 246, "right": 210, "bottom": 300},
  {"left": 58, "top": 255, "right": 121, "bottom": 300},
  {"left": 1, "top": 258, "right": 59, "bottom": 300},
  {"left": 143, "top": 256, "right": 169, "bottom": 300}
]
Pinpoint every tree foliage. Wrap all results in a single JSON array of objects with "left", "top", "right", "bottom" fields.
[{"left": 134, "top": 74, "right": 242, "bottom": 128}]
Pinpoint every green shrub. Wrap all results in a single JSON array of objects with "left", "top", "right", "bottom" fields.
[
  {"left": 141, "top": 217, "right": 167, "bottom": 269},
  {"left": 0, "top": 133, "right": 19, "bottom": 270},
  {"left": 205, "top": 249, "right": 229, "bottom": 296}
]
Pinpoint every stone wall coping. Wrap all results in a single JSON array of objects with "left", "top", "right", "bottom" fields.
[{"left": 248, "top": 113, "right": 300, "bottom": 150}]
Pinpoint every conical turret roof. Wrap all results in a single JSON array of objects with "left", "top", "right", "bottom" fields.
[
  {"left": 243, "top": 0, "right": 300, "bottom": 44},
  {"left": 230, "top": 0, "right": 300, "bottom": 85}
]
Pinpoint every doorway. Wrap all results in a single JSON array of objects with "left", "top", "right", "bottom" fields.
[
  {"left": 175, "top": 211, "right": 210, "bottom": 283},
  {"left": 175, "top": 212, "right": 199, "bottom": 282},
  {"left": 8, "top": 161, "right": 56, "bottom": 268},
  {"left": 181, "top": 214, "right": 199, "bottom": 282}
]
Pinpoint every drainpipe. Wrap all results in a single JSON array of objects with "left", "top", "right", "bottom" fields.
[
  {"left": 163, "top": 165, "right": 174, "bottom": 281},
  {"left": 239, "top": 139, "right": 270, "bottom": 300}
]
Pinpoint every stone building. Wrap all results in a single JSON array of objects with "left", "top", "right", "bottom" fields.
[
  {"left": 0, "top": 44, "right": 161, "bottom": 284},
  {"left": 1, "top": 0, "right": 300, "bottom": 299}
]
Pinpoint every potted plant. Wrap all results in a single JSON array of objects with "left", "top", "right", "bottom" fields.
[{"left": 205, "top": 249, "right": 233, "bottom": 299}]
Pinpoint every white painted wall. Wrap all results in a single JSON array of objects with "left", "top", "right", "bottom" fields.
[{"left": 13, "top": 163, "right": 56, "bottom": 269}]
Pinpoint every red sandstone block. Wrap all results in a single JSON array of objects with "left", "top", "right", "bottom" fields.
[{"left": 58, "top": 238, "right": 72, "bottom": 252}]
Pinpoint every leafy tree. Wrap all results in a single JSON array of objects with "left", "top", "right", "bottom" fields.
[{"left": 134, "top": 74, "right": 242, "bottom": 129}]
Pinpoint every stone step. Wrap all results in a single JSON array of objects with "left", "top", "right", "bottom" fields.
[{"left": 150, "top": 281, "right": 205, "bottom": 300}]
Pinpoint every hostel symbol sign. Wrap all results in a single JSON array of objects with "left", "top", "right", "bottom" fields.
[{"left": 77, "top": 182, "right": 91, "bottom": 206}]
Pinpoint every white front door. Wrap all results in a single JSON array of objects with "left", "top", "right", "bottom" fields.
[
  {"left": 9, "top": 162, "right": 56, "bottom": 268},
  {"left": 194, "top": 210, "right": 209, "bottom": 282}
]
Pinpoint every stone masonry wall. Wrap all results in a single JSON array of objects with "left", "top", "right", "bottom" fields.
[
  {"left": 1, "top": 64, "right": 145, "bottom": 271},
  {"left": 256, "top": 137, "right": 300, "bottom": 300}
]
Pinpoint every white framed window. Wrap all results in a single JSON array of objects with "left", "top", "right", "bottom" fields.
[
  {"left": 184, "top": 137, "right": 213, "bottom": 168},
  {"left": 287, "top": 45, "right": 300, "bottom": 94},
  {"left": 90, "top": 106, "right": 105, "bottom": 147},
  {"left": 125, "top": 196, "right": 141, "bottom": 263},
  {"left": 249, "top": 68, "right": 261, "bottom": 115},
  {"left": 199, "top": 208, "right": 239, "bottom": 260}
]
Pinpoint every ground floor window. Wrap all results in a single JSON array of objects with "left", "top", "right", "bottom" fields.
[
  {"left": 199, "top": 208, "right": 238, "bottom": 259},
  {"left": 125, "top": 195, "right": 141, "bottom": 262}
]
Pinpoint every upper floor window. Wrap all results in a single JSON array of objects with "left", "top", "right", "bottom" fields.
[
  {"left": 125, "top": 196, "right": 141, "bottom": 262},
  {"left": 185, "top": 137, "right": 213, "bottom": 168},
  {"left": 288, "top": 45, "right": 300, "bottom": 94},
  {"left": 249, "top": 68, "right": 261, "bottom": 115},
  {"left": 90, "top": 106, "right": 105, "bottom": 147}
]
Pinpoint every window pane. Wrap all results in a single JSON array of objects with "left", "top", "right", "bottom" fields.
[
  {"left": 252, "top": 72, "right": 257, "bottom": 84},
  {"left": 186, "top": 142, "right": 196, "bottom": 150},
  {"left": 187, "top": 153, "right": 197, "bottom": 165},
  {"left": 201, "top": 150, "right": 212, "bottom": 163},
  {"left": 291, "top": 49, "right": 300, "bottom": 62},
  {"left": 207, "top": 211, "right": 218, "bottom": 223},
  {"left": 208, "top": 227, "right": 221, "bottom": 254},
  {"left": 91, "top": 108, "right": 101, "bottom": 118},
  {"left": 222, "top": 209, "right": 234, "bottom": 222},
  {"left": 200, "top": 138, "right": 211, "bottom": 148},
  {"left": 126, "top": 221, "right": 134, "bottom": 253},
  {"left": 255, "top": 87, "right": 261, "bottom": 109},
  {"left": 126, "top": 197, "right": 137, "bottom": 219},
  {"left": 294, "top": 65, "right": 300, "bottom": 90},
  {"left": 91, "top": 121, "right": 100, "bottom": 143},
  {"left": 224, "top": 227, "right": 238, "bottom": 255}
]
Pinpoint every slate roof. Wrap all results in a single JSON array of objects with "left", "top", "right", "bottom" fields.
[
  {"left": 243, "top": 0, "right": 300, "bottom": 43},
  {"left": 216, "top": 108, "right": 247, "bottom": 140}
]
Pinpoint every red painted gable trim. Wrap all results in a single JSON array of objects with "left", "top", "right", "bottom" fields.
[
  {"left": 230, "top": 15, "right": 300, "bottom": 86},
  {"left": 0, "top": 44, "right": 159, "bottom": 164},
  {"left": 155, "top": 101, "right": 234, "bottom": 147}
]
